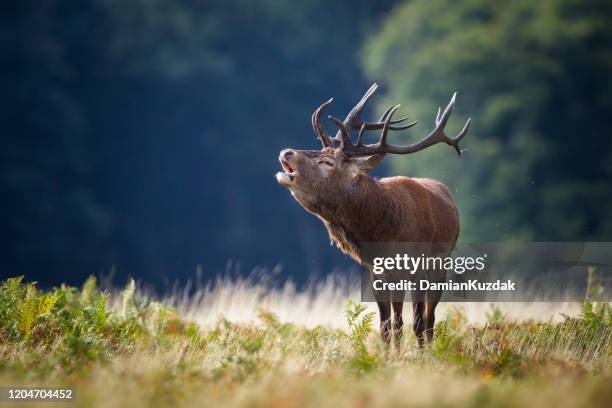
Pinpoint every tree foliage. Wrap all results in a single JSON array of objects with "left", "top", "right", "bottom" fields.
[
  {"left": 2, "top": 0, "right": 394, "bottom": 284},
  {"left": 3, "top": 1, "right": 611, "bottom": 286},
  {"left": 363, "top": 0, "right": 612, "bottom": 242}
]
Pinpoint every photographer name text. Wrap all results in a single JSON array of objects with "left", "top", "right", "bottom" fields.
[{"left": 372, "top": 279, "right": 516, "bottom": 291}]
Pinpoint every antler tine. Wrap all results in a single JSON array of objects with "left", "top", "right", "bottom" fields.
[
  {"left": 452, "top": 117, "right": 471, "bottom": 154},
  {"left": 378, "top": 105, "right": 395, "bottom": 123},
  {"left": 356, "top": 124, "right": 366, "bottom": 146},
  {"left": 341, "top": 92, "right": 471, "bottom": 157},
  {"left": 344, "top": 83, "right": 379, "bottom": 127},
  {"left": 433, "top": 92, "right": 470, "bottom": 154},
  {"left": 311, "top": 98, "right": 334, "bottom": 148},
  {"left": 338, "top": 83, "right": 417, "bottom": 139},
  {"left": 386, "top": 119, "right": 419, "bottom": 131},
  {"left": 365, "top": 109, "right": 417, "bottom": 131},
  {"left": 332, "top": 83, "right": 378, "bottom": 143},
  {"left": 436, "top": 92, "right": 456, "bottom": 128},
  {"left": 371, "top": 105, "right": 416, "bottom": 130},
  {"left": 379, "top": 105, "right": 402, "bottom": 146},
  {"left": 329, "top": 115, "right": 353, "bottom": 149},
  {"left": 349, "top": 106, "right": 416, "bottom": 147}
]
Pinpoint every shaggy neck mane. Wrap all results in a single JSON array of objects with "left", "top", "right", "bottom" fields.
[{"left": 317, "top": 174, "right": 399, "bottom": 263}]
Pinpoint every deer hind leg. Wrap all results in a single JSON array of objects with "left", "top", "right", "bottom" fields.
[
  {"left": 425, "top": 288, "right": 443, "bottom": 343},
  {"left": 391, "top": 301, "right": 404, "bottom": 352},
  {"left": 376, "top": 301, "right": 392, "bottom": 345},
  {"left": 412, "top": 301, "right": 425, "bottom": 348},
  {"left": 424, "top": 269, "right": 446, "bottom": 343}
]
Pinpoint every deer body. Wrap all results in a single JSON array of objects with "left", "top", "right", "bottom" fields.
[
  {"left": 276, "top": 84, "right": 470, "bottom": 348},
  {"left": 318, "top": 175, "right": 459, "bottom": 262}
]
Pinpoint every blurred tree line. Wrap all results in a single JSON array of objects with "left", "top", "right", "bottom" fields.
[
  {"left": 2, "top": 0, "right": 611, "bottom": 287},
  {"left": 2, "top": 0, "right": 394, "bottom": 287},
  {"left": 364, "top": 0, "right": 612, "bottom": 243}
]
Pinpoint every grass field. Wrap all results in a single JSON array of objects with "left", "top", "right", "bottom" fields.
[{"left": 0, "top": 275, "right": 610, "bottom": 407}]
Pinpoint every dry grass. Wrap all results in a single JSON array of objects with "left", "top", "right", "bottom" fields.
[{"left": 0, "top": 276, "right": 610, "bottom": 407}]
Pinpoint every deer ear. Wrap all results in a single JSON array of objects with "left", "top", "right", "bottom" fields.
[{"left": 353, "top": 154, "right": 385, "bottom": 173}]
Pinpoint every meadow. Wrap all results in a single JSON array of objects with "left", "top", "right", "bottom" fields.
[{"left": 0, "top": 275, "right": 610, "bottom": 407}]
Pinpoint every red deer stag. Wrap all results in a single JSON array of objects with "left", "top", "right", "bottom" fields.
[{"left": 276, "top": 84, "right": 470, "bottom": 348}]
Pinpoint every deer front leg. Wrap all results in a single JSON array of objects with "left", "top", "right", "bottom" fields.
[
  {"left": 412, "top": 301, "right": 425, "bottom": 348},
  {"left": 376, "top": 301, "right": 392, "bottom": 345},
  {"left": 392, "top": 301, "right": 404, "bottom": 351}
]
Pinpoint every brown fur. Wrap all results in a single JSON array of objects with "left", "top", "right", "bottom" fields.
[
  {"left": 277, "top": 147, "right": 459, "bottom": 348},
  {"left": 321, "top": 175, "right": 458, "bottom": 262}
]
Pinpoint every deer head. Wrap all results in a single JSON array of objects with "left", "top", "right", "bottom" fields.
[{"left": 276, "top": 83, "right": 471, "bottom": 215}]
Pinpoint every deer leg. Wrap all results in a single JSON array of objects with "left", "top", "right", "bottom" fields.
[
  {"left": 424, "top": 270, "right": 446, "bottom": 343},
  {"left": 391, "top": 301, "right": 404, "bottom": 351},
  {"left": 424, "top": 289, "right": 443, "bottom": 343},
  {"left": 412, "top": 301, "right": 425, "bottom": 348},
  {"left": 377, "top": 301, "right": 392, "bottom": 345}
]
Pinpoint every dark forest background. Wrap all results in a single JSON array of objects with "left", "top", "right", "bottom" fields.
[{"left": 2, "top": 0, "right": 611, "bottom": 288}]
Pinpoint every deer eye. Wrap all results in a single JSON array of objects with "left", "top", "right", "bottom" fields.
[{"left": 318, "top": 160, "right": 334, "bottom": 167}]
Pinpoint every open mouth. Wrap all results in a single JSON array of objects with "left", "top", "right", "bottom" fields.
[
  {"left": 276, "top": 159, "right": 297, "bottom": 186},
  {"left": 281, "top": 160, "right": 295, "bottom": 176}
]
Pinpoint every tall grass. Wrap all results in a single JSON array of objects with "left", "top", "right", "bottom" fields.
[{"left": 0, "top": 276, "right": 610, "bottom": 407}]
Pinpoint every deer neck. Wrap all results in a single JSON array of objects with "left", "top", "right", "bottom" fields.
[{"left": 317, "top": 175, "right": 386, "bottom": 262}]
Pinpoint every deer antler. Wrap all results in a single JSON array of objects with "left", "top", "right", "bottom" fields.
[
  {"left": 311, "top": 98, "right": 334, "bottom": 148},
  {"left": 340, "top": 92, "right": 471, "bottom": 157},
  {"left": 311, "top": 84, "right": 470, "bottom": 155},
  {"left": 327, "top": 83, "right": 417, "bottom": 146},
  {"left": 311, "top": 83, "right": 417, "bottom": 149}
]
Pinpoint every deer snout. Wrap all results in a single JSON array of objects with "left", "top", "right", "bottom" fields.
[
  {"left": 276, "top": 149, "right": 298, "bottom": 187},
  {"left": 280, "top": 149, "right": 295, "bottom": 162}
]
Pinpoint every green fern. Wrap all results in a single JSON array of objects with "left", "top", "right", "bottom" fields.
[
  {"left": 344, "top": 300, "right": 378, "bottom": 372},
  {"left": 15, "top": 285, "right": 60, "bottom": 340},
  {"left": 17, "top": 285, "right": 37, "bottom": 338},
  {"left": 0, "top": 278, "right": 25, "bottom": 340},
  {"left": 582, "top": 301, "right": 611, "bottom": 330}
]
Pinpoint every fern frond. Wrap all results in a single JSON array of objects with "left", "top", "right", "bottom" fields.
[{"left": 17, "top": 285, "right": 37, "bottom": 338}]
